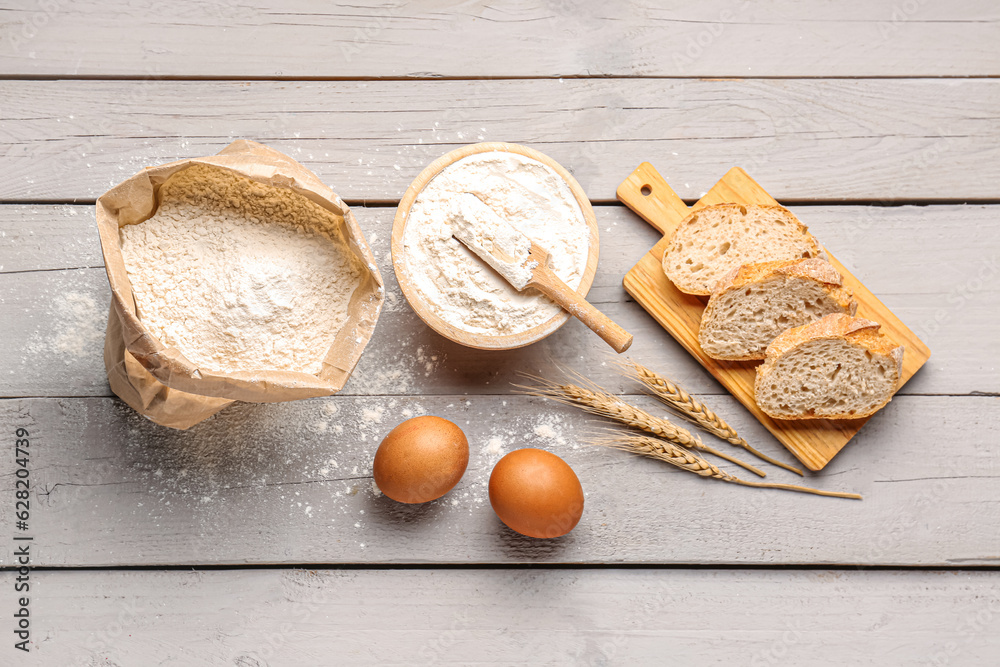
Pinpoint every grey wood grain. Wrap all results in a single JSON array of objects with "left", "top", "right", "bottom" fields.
[
  {"left": 5, "top": 568, "right": 999, "bottom": 665},
  {"left": 1, "top": 78, "right": 998, "bottom": 203},
  {"left": 2, "top": 204, "right": 995, "bottom": 398},
  {"left": 0, "top": 205, "right": 104, "bottom": 273},
  {"left": 1, "top": 393, "right": 997, "bottom": 567},
  {"left": 1, "top": 0, "right": 997, "bottom": 78},
  {"left": 0, "top": 0, "right": 994, "bottom": 647}
]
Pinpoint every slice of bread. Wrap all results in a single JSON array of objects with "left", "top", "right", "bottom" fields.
[
  {"left": 754, "top": 313, "right": 904, "bottom": 420},
  {"left": 699, "top": 258, "right": 857, "bottom": 361},
  {"left": 662, "top": 204, "right": 824, "bottom": 295}
]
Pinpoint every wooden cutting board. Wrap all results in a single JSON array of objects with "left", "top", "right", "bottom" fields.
[{"left": 618, "top": 164, "right": 931, "bottom": 471}]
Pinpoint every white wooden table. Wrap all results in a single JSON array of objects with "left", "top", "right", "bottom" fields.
[{"left": 2, "top": 2, "right": 999, "bottom": 664}]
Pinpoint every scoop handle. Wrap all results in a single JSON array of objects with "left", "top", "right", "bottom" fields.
[{"left": 529, "top": 267, "right": 633, "bottom": 354}]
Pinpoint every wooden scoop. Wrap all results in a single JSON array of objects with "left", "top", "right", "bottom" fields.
[{"left": 450, "top": 194, "right": 633, "bottom": 353}]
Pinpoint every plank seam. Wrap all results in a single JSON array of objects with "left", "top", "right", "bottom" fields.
[
  {"left": 0, "top": 74, "right": 997, "bottom": 82},
  {"left": 0, "top": 265, "right": 104, "bottom": 276},
  {"left": 3, "top": 563, "right": 998, "bottom": 572}
]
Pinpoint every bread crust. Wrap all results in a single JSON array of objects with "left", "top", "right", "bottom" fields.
[
  {"left": 713, "top": 257, "right": 844, "bottom": 295},
  {"left": 754, "top": 313, "right": 905, "bottom": 420},
  {"left": 662, "top": 203, "right": 824, "bottom": 295},
  {"left": 699, "top": 259, "right": 857, "bottom": 361}
]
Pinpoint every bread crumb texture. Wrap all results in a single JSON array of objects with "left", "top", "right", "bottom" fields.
[
  {"left": 662, "top": 204, "right": 822, "bottom": 295},
  {"left": 755, "top": 314, "right": 903, "bottom": 419},
  {"left": 699, "top": 259, "right": 855, "bottom": 360}
]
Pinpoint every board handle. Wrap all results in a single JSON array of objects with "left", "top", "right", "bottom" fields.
[{"left": 616, "top": 162, "right": 690, "bottom": 236}]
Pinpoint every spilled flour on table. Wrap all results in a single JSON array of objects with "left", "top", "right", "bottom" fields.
[
  {"left": 346, "top": 335, "right": 446, "bottom": 394},
  {"left": 362, "top": 406, "right": 385, "bottom": 424},
  {"left": 22, "top": 288, "right": 105, "bottom": 365},
  {"left": 98, "top": 374, "right": 585, "bottom": 556},
  {"left": 415, "top": 346, "right": 441, "bottom": 377},
  {"left": 533, "top": 415, "right": 575, "bottom": 449},
  {"left": 534, "top": 424, "right": 560, "bottom": 440},
  {"left": 50, "top": 291, "right": 105, "bottom": 362},
  {"left": 483, "top": 435, "right": 506, "bottom": 459}
]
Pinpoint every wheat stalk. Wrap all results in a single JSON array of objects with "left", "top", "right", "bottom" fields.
[
  {"left": 516, "top": 376, "right": 767, "bottom": 478},
  {"left": 621, "top": 360, "right": 804, "bottom": 476},
  {"left": 596, "top": 433, "right": 861, "bottom": 500}
]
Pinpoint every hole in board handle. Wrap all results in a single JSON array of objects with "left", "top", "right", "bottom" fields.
[{"left": 640, "top": 185, "right": 652, "bottom": 196}]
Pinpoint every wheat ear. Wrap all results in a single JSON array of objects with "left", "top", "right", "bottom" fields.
[
  {"left": 516, "top": 377, "right": 767, "bottom": 478},
  {"left": 621, "top": 360, "right": 804, "bottom": 476},
  {"left": 595, "top": 434, "right": 861, "bottom": 500}
]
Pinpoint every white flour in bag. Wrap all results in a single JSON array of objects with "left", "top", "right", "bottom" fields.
[
  {"left": 119, "top": 164, "right": 364, "bottom": 375},
  {"left": 402, "top": 152, "right": 589, "bottom": 335}
]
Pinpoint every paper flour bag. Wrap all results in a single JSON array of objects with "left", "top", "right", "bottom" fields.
[{"left": 97, "top": 140, "right": 383, "bottom": 429}]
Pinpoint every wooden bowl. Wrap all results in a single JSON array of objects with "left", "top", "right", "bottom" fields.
[{"left": 391, "top": 142, "right": 599, "bottom": 350}]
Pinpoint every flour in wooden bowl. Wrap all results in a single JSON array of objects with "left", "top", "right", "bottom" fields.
[
  {"left": 119, "top": 164, "right": 364, "bottom": 375},
  {"left": 401, "top": 151, "right": 589, "bottom": 335}
]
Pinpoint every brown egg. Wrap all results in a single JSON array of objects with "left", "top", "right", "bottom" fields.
[
  {"left": 373, "top": 416, "right": 469, "bottom": 504},
  {"left": 488, "top": 448, "right": 584, "bottom": 538}
]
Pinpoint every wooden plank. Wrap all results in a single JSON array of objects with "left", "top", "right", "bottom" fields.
[
  {"left": 1, "top": 394, "right": 997, "bottom": 567},
  {"left": 0, "top": 204, "right": 103, "bottom": 273},
  {"left": 1, "top": 203, "right": 996, "bottom": 398},
  {"left": 1, "top": 1, "right": 997, "bottom": 78},
  {"left": 5, "top": 568, "right": 999, "bottom": 665},
  {"left": 1, "top": 78, "right": 999, "bottom": 203},
  {"left": 619, "top": 165, "right": 930, "bottom": 470}
]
